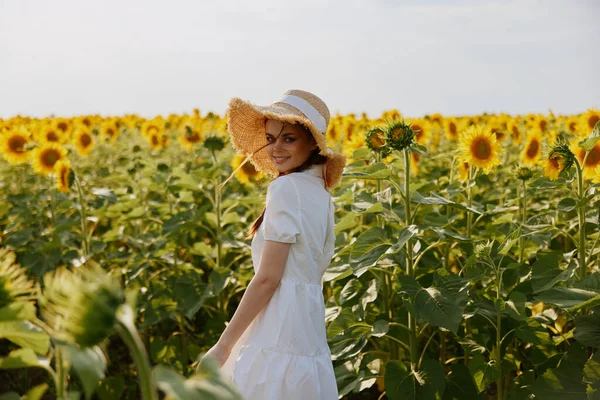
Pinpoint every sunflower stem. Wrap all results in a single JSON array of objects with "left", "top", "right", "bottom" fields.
[
  {"left": 466, "top": 166, "right": 474, "bottom": 239},
  {"left": 115, "top": 305, "right": 158, "bottom": 400},
  {"left": 464, "top": 165, "right": 476, "bottom": 367},
  {"left": 491, "top": 256, "right": 504, "bottom": 400},
  {"left": 445, "top": 157, "right": 456, "bottom": 270},
  {"left": 403, "top": 149, "right": 418, "bottom": 371},
  {"left": 54, "top": 346, "right": 68, "bottom": 400},
  {"left": 574, "top": 158, "right": 587, "bottom": 278},
  {"left": 213, "top": 148, "right": 224, "bottom": 313},
  {"left": 519, "top": 180, "right": 527, "bottom": 264},
  {"left": 73, "top": 175, "right": 89, "bottom": 257}
]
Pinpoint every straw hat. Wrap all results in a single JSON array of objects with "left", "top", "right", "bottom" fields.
[{"left": 226, "top": 89, "right": 347, "bottom": 189}]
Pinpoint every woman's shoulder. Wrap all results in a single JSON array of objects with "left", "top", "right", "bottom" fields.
[{"left": 267, "top": 174, "right": 297, "bottom": 192}]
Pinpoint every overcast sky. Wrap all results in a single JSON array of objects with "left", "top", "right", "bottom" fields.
[{"left": 1, "top": 0, "right": 598, "bottom": 119}]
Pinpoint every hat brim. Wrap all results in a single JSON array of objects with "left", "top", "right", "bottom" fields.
[{"left": 226, "top": 97, "right": 346, "bottom": 188}]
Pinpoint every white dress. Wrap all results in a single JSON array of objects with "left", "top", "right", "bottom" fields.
[{"left": 220, "top": 164, "right": 339, "bottom": 400}]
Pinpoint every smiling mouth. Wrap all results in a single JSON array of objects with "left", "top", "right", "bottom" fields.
[{"left": 273, "top": 156, "right": 290, "bottom": 164}]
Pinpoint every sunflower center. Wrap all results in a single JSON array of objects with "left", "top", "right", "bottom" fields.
[
  {"left": 187, "top": 131, "right": 200, "bottom": 142},
  {"left": 106, "top": 128, "right": 115, "bottom": 137},
  {"left": 391, "top": 127, "right": 407, "bottom": 141},
  {"left": 370, "top": 133, "right": 385, "bottom": 149},
  {"left": 470, "top": 137, "right": 492, "bottom": 160},
  {"left": 585, "top": 145, "right": 600, "bottom": 167},
  {"left": 492, "top": 128, "right": 505, "bottom": 141},
  {"left": 42, "top": 149, "right": 60, "bottom": 168},
  {"left": 8, "top": 136, "right": 27, "bottom": 153},
  {"left": 588, "top": 115, "right": 600, "bottom": 130},
  {"left": 242, "top": 160, "right": 258, "bottom": 176},
  {"left": 151, "top": 134, "right": 160, "bottom": 146},
  {"left": 57, "top": 122, "right": 68, "bottom": 132},
  {"left": 526, "top": 138, "right": 540, "bottom": 158},
  {"left": 569, "top": 122, "right": 577, "bottom": 132},
  {"left": 549, "top": 157, "right": 560, "bottom": 170},
  {"left": 59, "top": 167, "right": 69, "bottom": 187},
  {"left": 449, "top": 122, "right": 457, "bottom": 135},
  {"left": 539, "top": 120, "right": 548, "bottom": 132},
  {"left": 46, "top": 131, "right": 59, "bottom": 142},
  {"left": 80, "top": 134, "right": 92, "bottom": 147}
]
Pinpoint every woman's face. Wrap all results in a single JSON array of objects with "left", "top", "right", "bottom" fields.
[{"left": 265, "top": 119, "right": 317, "bottom": 173}]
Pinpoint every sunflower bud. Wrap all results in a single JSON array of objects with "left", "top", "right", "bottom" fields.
[
  {"left": 385, "top": 120, "right": 415, "bottom": 151},
  {"left": 203, "top": 135, "right": 226, "bottom": 152},
  {"left": 0, "top": 249, "right": 35, "bottom": 309},
  {"left": 365, "top": 127, "right": 390, "bottom": 157},
  {"left": 40, "top": 265, "right": 124, "bottom": 347},
  {"left": 55, "top": 159, "right": 73, "bottom": 193},
  {"left": 516, "top": 166, "right": 533, "bottom": 181},
  {"left": 474, "top": 241, "right": 492, "bottom": 259}
]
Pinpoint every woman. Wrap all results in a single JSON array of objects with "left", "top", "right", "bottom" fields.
[{"left": 201, "top": 90, "right": 346, "bottom": 399}]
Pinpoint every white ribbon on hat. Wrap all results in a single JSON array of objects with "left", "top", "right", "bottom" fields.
[{"left": 279, "top": 94, "right": 328, "bottom": 134}]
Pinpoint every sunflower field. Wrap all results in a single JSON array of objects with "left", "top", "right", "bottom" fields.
[{"left": 1, "top": 107, "right": 600, "bottom": 400}]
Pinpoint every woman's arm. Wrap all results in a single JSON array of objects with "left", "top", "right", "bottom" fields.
[{"left": 216, "top": 240, "right": 291, "bottom": 352}]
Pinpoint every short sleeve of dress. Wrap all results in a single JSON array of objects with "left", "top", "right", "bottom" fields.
[{"left": 263, "top": 177, "right": 302, "bottom": 243}]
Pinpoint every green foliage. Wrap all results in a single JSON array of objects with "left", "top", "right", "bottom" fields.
[{"left": 1, "top": 117, "right": 600, "bottom": 400}]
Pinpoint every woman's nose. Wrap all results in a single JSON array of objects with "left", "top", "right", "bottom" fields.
[{"left": 272, "top": 137, "right": 284, "bottom": 150}]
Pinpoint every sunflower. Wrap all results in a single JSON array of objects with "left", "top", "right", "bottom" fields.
[
  {"left": 178, "top": 126, "right": 203, "bottom": 151},
  {"left": 521, "top": 130, "right": 543, "bottom": 166},
  {"left": 52, "top": 118, "right": 72, "bottom": 136},
  {"left": 580, "top": 108, "right": 600, "bottom": 134},
  {"left": 327, "top": 122, "right": 340, "bottom": 142},
  {"left": 593, "top": 165, "right": 600, "bottom": 184},
  {"left": 408, "top": 119, "right": 429, "bottom": 145},
  {"left": 343, "top": 119, "right": 356, "bottom": 141},
  {"left": 571, "top": 140, "right": 600, "bottom": 180},
  {"left": 429, "top": 113, "right": 443, "bottom": 126},
  {"left": 0, "top": 129, "right": 30, "bottom": 164},
  {"left": 40, "top": 266, "right": 125, "bottom": 347},
  {"left": 37, "top": 125, "right": 63, "bottom": 144},
  {"left": 534, "top": 114, "right": 549, "bottom": 134},
  {"left": 229, "top": 154, "right": 262, "bottom": 185},
  {"left": 382, "top": 109, "right": 402, "bottom": 121},
  {"left": 30, "top": 143, "right": 67, "bottom": 175},
  {"left": 457, "top": 125, "right": 501, "bottom": 174},
  {"left": 457, "top": 158, "right": 470, "bottom": 182},
  {"left": 543, "top": 155, "right": 564, "bottom": 180},
  {"left": 565, "top": 116, "right": 579, "bottom": 135},
  {"left": 507, "top": 119, "right": 523, "bottom": 144},
  {"left": 0, "top": 248, "right": 36, "bottom": 309},
  {"left": 141, "top": 120, "right": 163, "bottom": 139},
  {"left": 80, "top": 116, "right": 93, "bottom": 128},
  {"left": 365, "top": 126, "right": 388, "bottom": 155},
  {"left": 544, "top": 142, "right": 575, "bottom": 180},
  {"left": 203, "top": 135, "right": 226, "bottom": 153},
  {"left": 386, "top": 120, "right": 415, "bottom": 151},
  {"left": 55, "top": 159, "right": 72, "bottom": 193},
  {"left": 444, "top": 118, "right": 459, "bottom": 141},
  {"left": 101, "top": 120, "right": 119, "bottom": 144},
  {"left": 516, "top": 166, "right": 534, "bottom": 181},
  {"left": 73, "top": 129, "right": 95, "bottom": 156}
]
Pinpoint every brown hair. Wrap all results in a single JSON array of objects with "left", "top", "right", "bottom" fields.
[{"left": 245, "top": 124, "right": 327, "bottom": 240}]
